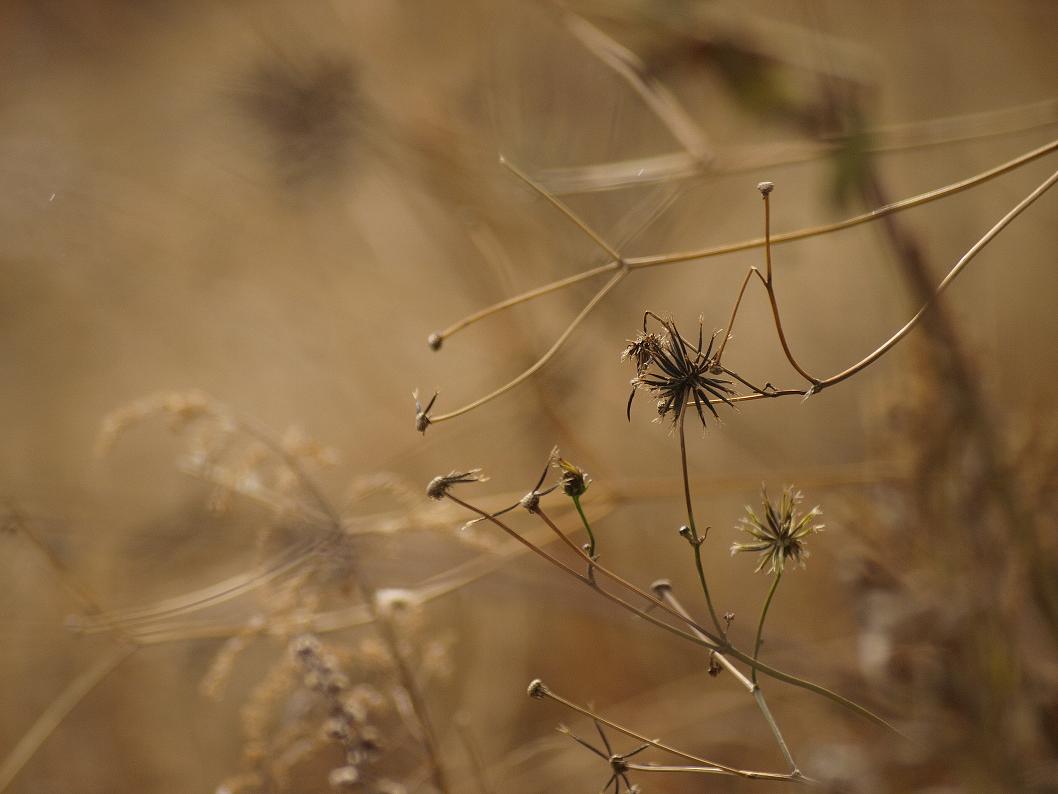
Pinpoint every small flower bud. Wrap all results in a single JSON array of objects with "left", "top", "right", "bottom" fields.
[
  {"left": 757, "top": 181, "right": 774, "bottom": 196},
  {"left": 426, "top": 332, "right": 443, "bottom": 351},
  {"left": 527, "top": 678, "right": 549, "bottom": 699}
]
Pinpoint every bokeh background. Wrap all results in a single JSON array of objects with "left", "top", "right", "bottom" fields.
[{"left": 2, "top": 1, "right": 1057, "bottom": 792}]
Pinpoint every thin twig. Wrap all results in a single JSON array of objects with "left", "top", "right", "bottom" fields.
[
  {"left": 449, "top": 494, "right": 897, "bottom": 731},
  {"left": 533, "top": 682, "right": 803, "bottom": 782},
  {"left": 654, "top": 583, "right": 800, "bottom": 776}
]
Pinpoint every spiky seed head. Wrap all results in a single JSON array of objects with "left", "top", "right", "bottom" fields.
[{"left": 731, "top": 485, "right": 824, "bottom": 574}]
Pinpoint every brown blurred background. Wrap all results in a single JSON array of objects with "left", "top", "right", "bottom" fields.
[{"left": 2, "top": 1, "right": 1057, "bottom": 792}]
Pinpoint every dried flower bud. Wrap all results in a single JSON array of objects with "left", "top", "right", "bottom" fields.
[
  {"left": 426, "top": 469, "right": 487, "bottom": 500},
  {"left": 413, "top": 389, "right": 438, "bottom": 434},
  {"left": 527, "top": 678, "right": 549, "bottom": 699},
  {"left": 757, "top": 181, "right": 774, "bottom": 196},
  {"left": 426, "top": 332, "right": 443, "bottom": 351},
  {"left": 550, "top": 448, "right": 589, "bottom": 497}
]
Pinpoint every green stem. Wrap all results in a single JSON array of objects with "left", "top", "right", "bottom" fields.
[{"left": 752, "top": 571, "right": 783, "bottom": 684}]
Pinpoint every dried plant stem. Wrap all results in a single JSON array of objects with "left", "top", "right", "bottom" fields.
[
  {"left": 654, "top": 583, "right": 801, "bottom": 777},
  {"left": 629, "top": 139, "right": 1057, "bottom": 269},
  {"left": 427, "top": 269, "right": 626, "bottom": 425},
  {"left": 534, "top": 683, "right": 802, "bottom": 782},
  {"left": 705, "top": 165, "right": 1058, "bottom": 406},
  {"left": 752, "top": 572, "right": 783, "bottom": 685},
  {"left": 434, "top": 261, "right": 618, "bottom": 341},
  {"left": 0, "top": 643, "right": 137, "bottom": 792},
  {"left": 449, "top": 495, "right": 897, "bottom": 731},
  {"left": 500, "top": 156, "right": 623, "bottom": 260},
  {"left": 537, "top": 98, "right": 1058, "bottom": 194},
  {"left": 434, "top": 140, "right": 1054, "bottom": 347},
  {"left": 374, "top": 610, "right": 450, "bottom": 794},
  {"left": 677, "top": 409, "right": 724, "bottom": 635},
  {"left": 819, "top": 166, "right": 1058, "bottom": 387},
  {"left": 425, "top": 143, "right": 1056, "bottom": 424}
]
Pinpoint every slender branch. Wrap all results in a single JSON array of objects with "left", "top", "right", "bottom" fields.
[
  {"left": 677, "top": 409, "right": 725, "bottom": 635},
  {"left": 819, "top": 166, "right": 1058, "bottom": 388},
  {"left": 536, "top": 97, "right": 1058, "bottom": 194},
  {"left": 704, "top": 165, "right": 1058, "bottom": 406},
  {"left": 752, "top": 572, "right": 783, "bottom": 685},
  {"left": 427, "top": 269, "right": 627, "bottom": 424},
  {"left": 756, "top": 184, "right": 820, "bottom": 384},
  {"left": 654, "top": 583, "right": 800, "bottom": 775},
  {"left": 627, "top": 138, "right": 1057, "bottom": 269},
  {"left": 428, "top": 139, "right": 1056, "bottom": 373},
  {"left": 500, "top": 156, "right": 623, "bottom": 261},
  {"left": 449, "top": 493, "right": 897, "bottom": 731},
  {"left": 532, "top": 683, "right": 801, "bottom": 781},
  {"left": 0, "top": 644, "right": 137, "bottom": 792},
  {"left": 431, "top": 261, "right": 619, "bottom": 343}
]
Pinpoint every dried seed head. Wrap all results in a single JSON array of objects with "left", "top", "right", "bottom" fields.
[
  {"left": 757, "top": 181, "right": 774, "bottom": 196},
  {"left": 731, "top": 485, "right": 824, "bottom": 574},
  {"left": 426, "top": 469, "right": 487, "bottom": 500},
  {"left": 527, "top": 678, "right": 549, "bottom": 699},
  {"left": 413, "top": 389, "right": 438, "bottom": 434},
  {"left": 426, "top": 332, "right": 443, "bottom": 351},
  {"left": 625, "top": 316, "right": 735, "bottom": 429}
]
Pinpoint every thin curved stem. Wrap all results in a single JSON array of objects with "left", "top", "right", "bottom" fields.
[
  {"left": 752, "top": 572, "right": 783, "bottom": 685},
  {"left": 654, "top": 583, "right": 800, "bottom": 775},
  {"left": 448, "top": 493, "right": 897, "bottom": 732},
  {"left": 703, "top": 165, "right": 1058, "bottom": 406},
  {"left": 428, "top": 269, "right": 627, "bottom": 424},
  {"left": 501, "top": 156, "right": 623, "bottom": 261},
  {"left": 627, "top": 138, "right": 1057, "bottom": 269},
  {"left": 677, "top": 409, "right": 725, "bottom": 635},
  {"left": 535, "top": 685, "right": 799, "bottom": 781},
  {"left": 819, "top": 166, "right": 1058, "bottom": 388},
  {"left": 429, "top": 139, "right": 1056, "bottom": 375},
  {"left": 571, "top": 494, "right": 597, "bottom": 558},
  {"left": 0, "top": 644, "right": 137, "bottom": 792},
  {"left": 758, "top": 188, "right": 820, "bottom": 384},
  {"left": 433, "top": 261, "right": 620, "bottom": 341}
]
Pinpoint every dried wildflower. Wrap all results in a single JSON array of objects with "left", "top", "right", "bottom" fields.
[
  {"left": 731, "top": 485, "right": 824, "bottom": 574},
  {"left": 413, "top": 389, "right": 437, "bottom": 434},
  {"left": 425, "top": 469, "right": 487, "bottom": 500},
  {"left": 551, "top": 448, "right": 590, "bottom": 497},
  {"left": 624, "top": 316, "right": 736, "bottom": 428}
]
